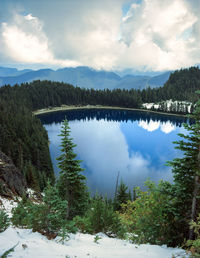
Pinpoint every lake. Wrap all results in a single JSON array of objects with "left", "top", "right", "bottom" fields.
[{"left": 38, "top": 109, "right": 190, "bottom": 197}]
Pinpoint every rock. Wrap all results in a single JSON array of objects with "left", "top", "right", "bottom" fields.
[
  {"left": 0, "top": 150, "right": 27, "bottom": 197},
  {"left": 22, "top": 244, "right": 28, "bottom": 249}
]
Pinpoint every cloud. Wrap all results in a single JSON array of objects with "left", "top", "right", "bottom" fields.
[
  {"left": 138, "top": 119, "right": 175, "bottom": 133},
  {"left": 0, "top": 12, "right": 81, "bottom": 67},
  {"left": 160, "top": 121, "right": 175, "bottom": 134},
  {"left": 138, "top": 120, "right": 160, "bottom": 132},
  {"left": 0, "top": 0, "right": 200, "bottom": 71},
  {"left": 119, "top": 0, "right": 199, "bottom": 71}
]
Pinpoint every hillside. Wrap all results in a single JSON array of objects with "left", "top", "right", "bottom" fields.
[
  {"left": 148, "top": 71, "right": 172, "bottom": 88},
  {"left": 0, "top": 90, "right": 54, "bottom": 193},
  {"left": 0, "top": 151, "right": 27, "bottom": 197}
]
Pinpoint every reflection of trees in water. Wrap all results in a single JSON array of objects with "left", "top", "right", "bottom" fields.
[{"left": 38, "top": 109, "right": 192, "bottom": 127}]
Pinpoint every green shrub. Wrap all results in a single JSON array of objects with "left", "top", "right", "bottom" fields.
[
  {"left": 11, "top": 197, "right": 31, "bottom": 227},
  {"left": 119, "top": 180, "right": 176, "bottom": 245},
  {"left": 74, "top": 195, "right": 126, "bottom": 238},
  {"left": 12, "top": 183, "right": 69, "bottom": 234},
  {"left": 186, "top": 215, "right": 200, "bottom": 257},
  {"left": 0, "top": 209, "right": 10, "bottom": 232},
  {"left": 73, "top": 215, "right": 92, "bottom": 233},
  {"left": 57, "top": 221, "right": 78, "bottom": 244}
]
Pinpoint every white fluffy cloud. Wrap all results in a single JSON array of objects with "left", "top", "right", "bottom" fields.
[
  {"left": 0, "top": 0, "right": 200, "bottom": 71},
  {"left": 138, "top": 119, "right": 175, "bottom": 133},
  {"left": 119, "top": 0, "right": 199, "bottom": 71},
  {"left": 0, "top": 13, "right": 80, "bottom": 67}
]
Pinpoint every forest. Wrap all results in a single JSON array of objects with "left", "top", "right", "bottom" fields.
[
  {"left": 1, "top": 66, "right": 200, "bottom": 255},
  {"left": 0, "top": 66, "right": 200, "bottom": 191}
]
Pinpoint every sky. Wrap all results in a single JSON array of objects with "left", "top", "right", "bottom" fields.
[{"left": 0, "top": 0, "right": 200, "bottom": 72}]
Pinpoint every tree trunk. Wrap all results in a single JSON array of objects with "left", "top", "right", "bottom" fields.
[
  {"left": 189, "top": 146, "right": 200, "bottom": 239},
  {"left": 114, "top": 171, "right": 120, "bottom": 199},
  {"left": 189, "top": 175, "right": 199, "bottom": 239}
]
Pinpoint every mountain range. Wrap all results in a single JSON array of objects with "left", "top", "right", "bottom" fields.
[{"left": 0, "top": 66, "right": 171, "bottom": 90}]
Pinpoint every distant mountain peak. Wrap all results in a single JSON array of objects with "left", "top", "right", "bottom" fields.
[{"left": 0, "top": 65, "right": 172, "bottom": 90}]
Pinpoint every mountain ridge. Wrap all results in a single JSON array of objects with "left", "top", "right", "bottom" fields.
[{"left": 0, "top": 66, "right": 171, "bottom": 90}]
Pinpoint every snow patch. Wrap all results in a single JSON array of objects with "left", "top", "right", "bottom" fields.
[
  {"left": 143, "top": 100, "right": 193, "bottom": 113},
  {"left": 0, "top": 227, "right": 189, "bottom": 258},
  {"left": 0, "top": 197, "right": 20, "bottom": 217}
]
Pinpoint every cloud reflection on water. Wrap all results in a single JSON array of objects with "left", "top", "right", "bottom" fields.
[
  {"left": 138, "top": 119, "right": 175, "bottom": 134},
  {"left": 70, "top": 119, "right": 173, "bottom": 197},
  {"left": 44, "top": 115, "right": 185, "bottom": 198}
]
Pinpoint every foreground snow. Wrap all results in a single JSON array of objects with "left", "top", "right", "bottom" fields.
[{"left": 0, "top": 227, "right": 188, "bottom": 258}]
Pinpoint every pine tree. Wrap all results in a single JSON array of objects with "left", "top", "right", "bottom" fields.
[
  {"left": 168, "top": 93, "right": 200, "bottom": 241},
  {"left": 56, "top": 119, "right": 88, "bottom": 219},
  {"left": 114, "top": 180, "right": 130, "bottom": 211}
]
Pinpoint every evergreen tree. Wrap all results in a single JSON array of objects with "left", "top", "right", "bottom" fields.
[
  {"left": 56, "top": 119, "right": 88, "bottom": 219},
  {"left": 168, "top": 93, "right": 200, "bottom": 241},
  {"left": 114, "top": 180, "right": 130, "bottom": 211}
]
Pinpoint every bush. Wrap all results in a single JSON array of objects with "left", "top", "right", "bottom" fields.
[
  {"left": 119, "top": 180, "right": 176, "bottom": 245},
  {"left": 12, "top": 183, "right": 69, "bottom": 235},
  {"left": 73, "top": 216, "right": 92, "bottom": 234},
  {"left": 0, "top": 209, "right": 10, "bottom": 232},
  {"left": 11, "top": 197, "right": 31, "bottom": 227},
  {"left": 74, "top": 195, "right": 126, "bottom": 238},
  {"left": 186, "top": 215, "right": 200, "bottom": 257}
]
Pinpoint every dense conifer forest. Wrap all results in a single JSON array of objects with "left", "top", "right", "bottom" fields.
[
  {"left": 1, "top": 67, "right": 200, "bottom": 254},
  {"left": 0, "top": 66, "right": 200, "bottom": 192}
]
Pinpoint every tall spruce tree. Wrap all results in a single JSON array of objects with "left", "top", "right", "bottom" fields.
[
  {"left": 56, "top": 119, "right": 88, "bottom": 219},
  {"left": 168, "top": 93, "right": 200, "bottom": 241}
]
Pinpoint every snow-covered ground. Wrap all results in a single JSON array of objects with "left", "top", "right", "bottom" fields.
[
  {"left": 0, "top": 227, "right": 188, "bottom": 258},
  {"left": 0, "top": 196, "right": 189, "bottom": 258}
]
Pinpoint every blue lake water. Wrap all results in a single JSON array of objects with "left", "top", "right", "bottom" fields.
[{"left": 38, "top": 109, "right": 190, "bottom": 197}]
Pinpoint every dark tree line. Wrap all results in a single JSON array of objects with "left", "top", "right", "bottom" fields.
[
  {"left": 0, "top": 81, "right": 142, "bottom": 110},
  {"left": 141, "top": 66, "right": 200, "bottom": 103},
  {"left": 1, "top": 67, "right": 200, "bottom": 112},
  {"left": 0, "top": 66, "right": 200, "bottom": 191},
  {"left": 0, "top": 93, "right": 54, "bottom": 191}
]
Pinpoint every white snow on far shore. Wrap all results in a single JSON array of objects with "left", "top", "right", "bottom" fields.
[
  {"left": 142, "top": 100, "right": 192, "bottom": 113},
  {"left": 143, "top": 103, "right": 155, "bottom": 109},
  {"left": 0, "top": 227, "right": 189, "bottom": 258}
]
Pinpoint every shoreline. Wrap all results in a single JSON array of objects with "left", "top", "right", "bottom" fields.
[{"left": 33, "top": 105, "right": 187, "bottom": 117}]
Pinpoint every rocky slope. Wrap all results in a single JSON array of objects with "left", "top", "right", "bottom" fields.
[{"left": 0, "top": 150, "right": 27, "bottom": 198}]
